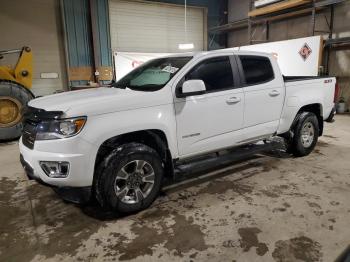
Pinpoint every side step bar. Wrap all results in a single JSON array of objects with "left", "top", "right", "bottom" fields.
[{"left": 163, "top": 140, "right": 282, "bottom": 187}]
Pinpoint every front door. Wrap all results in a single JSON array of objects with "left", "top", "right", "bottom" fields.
[{"left": 174, "top": 55, "right": 244, "bottom": 157}]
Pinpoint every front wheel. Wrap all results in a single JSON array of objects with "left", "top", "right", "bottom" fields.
[
  {"left": 288, "top": 112, "right": 319, "bottom": 157},
  {"left": 94, "top": 143, "right": 163, "bottom": 214}
]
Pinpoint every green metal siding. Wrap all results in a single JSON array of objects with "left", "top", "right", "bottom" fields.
[
  {"left": 63, "top": 0, "right": 112, "bottom": 87},
  {"left": 95, "top": 0, "right": 112, "bottom": 67},
  {"left": 62, "top": 0, "right": 93, "bottom": 86},
  {"left": 62, "top": 0, "right": 227, "bottom": 86}
]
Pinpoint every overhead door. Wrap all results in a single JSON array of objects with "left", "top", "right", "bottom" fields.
[{"left": 109, "top": 0, "right": 206, "bottom": 53}]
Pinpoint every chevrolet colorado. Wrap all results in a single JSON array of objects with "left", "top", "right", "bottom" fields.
[{"left": 19, "top": 50, "right": 336, "bottom": 213}]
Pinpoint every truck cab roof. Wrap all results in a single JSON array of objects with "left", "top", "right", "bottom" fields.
[{"left": 166, "top": 48, "right": 273, "bottom": 59}]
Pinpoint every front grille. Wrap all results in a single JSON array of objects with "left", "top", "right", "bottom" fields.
[
  {"left": 22, "top": 119, "right": 38, "bottom": 149},
  {"left": 21, "top": 106, "right": 64, "bottom": 149}
]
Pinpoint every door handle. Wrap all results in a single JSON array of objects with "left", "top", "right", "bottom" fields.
[
  {"left": 269, "top": 90, "right": 280, "bottom": 97},
  {"left": 226, "top": 97, "right": 241, "bottom": 104}
]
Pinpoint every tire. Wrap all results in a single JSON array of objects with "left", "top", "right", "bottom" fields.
[
  {"left": 289, "top": 112, "right": 319, "bottom": 157},
  {"left": 0, "top": 81, "right": 34, "bottom": 140},
  {"left": 94, "top": 142, "right": 163, "bottom": 214}
]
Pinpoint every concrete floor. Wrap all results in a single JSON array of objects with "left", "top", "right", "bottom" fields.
[{"left": 1, "top": 115, "right": 350, "bottom": 262}]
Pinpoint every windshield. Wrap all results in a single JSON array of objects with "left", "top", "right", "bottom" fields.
[{"left": 114, "top": 56, "right": 192, "bottom": 91}]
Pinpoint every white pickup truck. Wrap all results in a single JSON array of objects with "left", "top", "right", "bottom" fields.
[{"left": 19, "top": 50, "right": 336, "bottom": 213}]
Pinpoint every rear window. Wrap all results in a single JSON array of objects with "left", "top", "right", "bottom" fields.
[{"left": 239, "top": 56, "right": 274, "bottom": 85}]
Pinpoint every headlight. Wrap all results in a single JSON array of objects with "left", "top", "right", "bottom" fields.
[{"left": 36, "top": 117, "right": 87, "bottom": 140}]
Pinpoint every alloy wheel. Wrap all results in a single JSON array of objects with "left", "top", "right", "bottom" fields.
[
  {"left": 114, "top": 160, "right": 155, "bottom": 204},
  {"left": 300, "top": 121, "right": 315, "bottom": 148}
]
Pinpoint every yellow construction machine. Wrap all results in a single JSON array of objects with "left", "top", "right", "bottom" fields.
[{"left": 0, "top": 46, "right": 35, "bottom": 140}]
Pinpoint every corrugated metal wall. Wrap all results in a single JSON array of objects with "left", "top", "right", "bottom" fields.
[
  {"left": 62, "top": 0, "right": 112, "bottom": 87},
  {"left": 62, "top": 0, "right": 94, "bottom": 87},
  {"left": 93, "top": 0, "right": 112, "bottom": 67},
  {"left": 109, "top": 0, "right": 206, "bottom": 52},
  {"left": 148, "top": 0, "right": 227, "bottom": 49},
  {"left": 62, "top": 0, "right": 227, "bottom": 87}
]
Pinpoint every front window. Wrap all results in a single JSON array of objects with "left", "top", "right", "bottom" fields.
[
  {"left": 114, "top": 56, "right": 192, "bottom": 91},
  {"left": 185, "top": 56, "right": 235, "bottom": 92}
]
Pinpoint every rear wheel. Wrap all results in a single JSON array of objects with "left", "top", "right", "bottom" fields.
[
  {"left": 288, "top": 112, "right": 319, "bottom": 157},
  {"left": 95, "top": 143, "right": 163, "bottom": 214},
  {"left": 0, "top": 81, "right": 34, "bottom": 140}
]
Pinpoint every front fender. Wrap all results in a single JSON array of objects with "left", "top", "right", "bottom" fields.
[{"left": 82, "top": 104, "right": 178, "bottom": 166}]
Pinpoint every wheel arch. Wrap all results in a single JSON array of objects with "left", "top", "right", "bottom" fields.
[
  {"left": 93, "top": 129, "right": 174, "bottom": 180},
  {"left": 294, "top": 103, "right": 323, "bottom": 136}
]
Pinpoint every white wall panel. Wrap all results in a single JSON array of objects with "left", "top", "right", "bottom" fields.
[{"left": 109, "top": 0, "right": 205, "bottom": 53}]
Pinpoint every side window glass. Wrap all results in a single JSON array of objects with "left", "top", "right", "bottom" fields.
[
  {"left": 239, "top": 56, "right": 274, "bottom": 85},
  {"left": 185, "top": 56, "right": 234, "bottom": 92}
]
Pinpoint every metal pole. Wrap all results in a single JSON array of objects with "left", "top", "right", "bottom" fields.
[
  {"left": 59, "top": 0, "right": 72, "bottom": 90},
  {"left": 248, "top": 0, "right": 253, "bottom": 45},
  {"left": 310, "top": 0, "right": 316, "bottom": 36},
  {"left": 326, "top": 5, "right": 335, "bottom": 74},
  {"left": 185, "top": 0, "right": 187, "bottom": 43},
  {"left": 89, "top": 0, "right": 100, "bottom": 83},
  {"left": 329, "top": 5, "right": 334, "bottom": 39},
  {"left": 0, "top": 49, "right": 22, "bottom": 55}
]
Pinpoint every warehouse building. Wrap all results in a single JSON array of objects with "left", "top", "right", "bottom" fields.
[
  {"left": 1, "top": 1, "right": 350, "bottom": 261},
  {"left": 223, "top": 0, "right": 350, "bottom": 108},
  {"left": 1, "top": 0, "right": 348, "bottom": 104},
  {"left": 1, "top": 0, "right": 226, "bottom": 95}
]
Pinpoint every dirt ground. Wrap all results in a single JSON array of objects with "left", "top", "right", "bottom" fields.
[{"left": 0, "top": 115, "right": 349, "bottom": 262}]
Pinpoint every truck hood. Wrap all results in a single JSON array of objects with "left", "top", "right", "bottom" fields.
[{"left": 29, "top": 87, "right": 171, "bottom": 117}]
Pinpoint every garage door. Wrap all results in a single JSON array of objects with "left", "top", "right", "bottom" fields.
[{"left": 109, "top": 0, "right": 206, "bottom": 53}]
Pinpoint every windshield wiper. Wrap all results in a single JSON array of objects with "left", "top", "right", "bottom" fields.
[{"left": 128, "top": 84, "right": 163, "bottom": 92}]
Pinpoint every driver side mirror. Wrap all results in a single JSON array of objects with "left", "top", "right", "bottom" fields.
[{"left": 177, "top": 80, "right": 206, "bottom": 98}]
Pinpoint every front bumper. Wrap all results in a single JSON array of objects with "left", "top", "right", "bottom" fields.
[
  {"left": 19, "top": 136, "right": 96, "bottom": 203},
  {"left": 20, "top": 154, "right": 91, "bottom": 203}
]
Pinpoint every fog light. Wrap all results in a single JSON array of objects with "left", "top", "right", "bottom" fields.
[{"left": 40, "top": 161, "right": 70, "bottom": 178}]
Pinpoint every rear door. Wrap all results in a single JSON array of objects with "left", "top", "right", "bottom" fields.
[
  {"left": 174, "top": 55, "right": 244, "bottom": 157},
  {"left": 236, "top": 55, "right": 285, "bottom": 140}
]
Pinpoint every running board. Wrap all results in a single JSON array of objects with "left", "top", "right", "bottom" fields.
[{"left": 164, "top": 140, "right": 281, "bottom": 187}]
